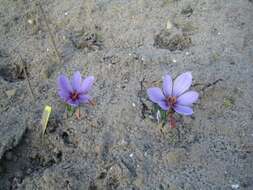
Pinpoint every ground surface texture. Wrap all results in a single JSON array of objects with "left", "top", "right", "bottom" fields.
[{"left": 0, "top": 0, "right": 253, "bottom": 189}]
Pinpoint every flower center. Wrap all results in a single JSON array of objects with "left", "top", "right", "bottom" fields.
[
  {"left": 70, "top": 91, "right": 79, "bottom": 101},
  {"left": 166, "top": 96, "right": 177, "bottom": 107}
]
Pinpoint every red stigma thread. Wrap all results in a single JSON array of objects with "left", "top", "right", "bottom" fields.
[
  {"left": 70, "top": 91, "right": 79, "bottom": 101},
  {"left": 168, "top": 112, "right": 176, "bottom": 128}
]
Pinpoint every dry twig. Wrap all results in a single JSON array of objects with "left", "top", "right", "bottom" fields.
[
  {"left": 16, "top": 52, "right": 35, "bottom": 103},
  {"left": 37, "top": 2, "right": 61, "bottom": 63}
]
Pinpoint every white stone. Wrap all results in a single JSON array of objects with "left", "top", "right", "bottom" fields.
[
  {"left": 27, "top": 19, "right": 33, "bottom": 25},
  {"left": 231, "top": 184, "right": 239, "bottom": 189},
  {"left": 166, "top": 20, "right": 172, "bottom": 30}
]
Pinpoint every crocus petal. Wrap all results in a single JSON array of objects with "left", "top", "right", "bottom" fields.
[
  {"left": 78, "top": 94, "right": 92, "bottom": 104},
  {"left": 163, "top": 74, "right": 173, "bottom": 97},
  {"left": 147, "top": 87, "right": 165, "bottom": 104},
  {"left": 173, "top": 104, "right": 193, "bottom": 116},
  {"left": 177, "top": 91, "right": 199, "bottom": 106},
  {"left": 66, "top": 99, "right": 79, "bottom": 107},
  {"left": 157, "top": 101, "right": 170, "bottom": 111},
  {"left": 57, "top": 75, "right": 72, "bottom": 92},
  {"left": 58, "top": 90, "right": 69, "bottom": 101},
  {"left": 72, "top": 71, "right": 82, "bottom": 91},
  {"left": 79, "top": 76, "right": 95, "bottom": 93},
  {"left": 173, "top": 72, "right": 192, "bottom": 97}
]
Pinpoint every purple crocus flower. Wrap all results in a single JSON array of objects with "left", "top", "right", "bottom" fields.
[
  {"left": 57, "top": 71, "right": 94, "bottom": 107},
  {"left": 147, "top": 72, "right": 198, "bottom": 116}
]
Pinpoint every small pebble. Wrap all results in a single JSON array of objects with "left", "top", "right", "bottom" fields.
[
  {"left": 166, "top": 20, "right": 172, "bottom": 30},
  {"left": 129, "top": 153, "right": 134, "bottom": 158},
  {"left": 64, "top": 12, "right": 68, "bottom": 16},
  {"left": 27, "top": 19, "right": 33, "bottom": 25},
  {"left": 5, "top": 89, "right": 16, "bottom": 98},
  {"left": 132, "top": 103, "right": 136, "bottom": 107},
  {"left": 186, "top": 52, "right": 190, "bottom": 55},
  {"left": 120, "top": 139, "right": 127, "bottom": 145},
  {"left": 231, "top": 184, "right": 239, "bottom": 189},
  {"left": 148, "top": 115, "right": 154, "bottom": 119},
  {"left": 26, "top": 168, "right": 32, "bottom": 175},
  {"left": 172, "top": 59, "right": 177, "bottom": 63}
]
